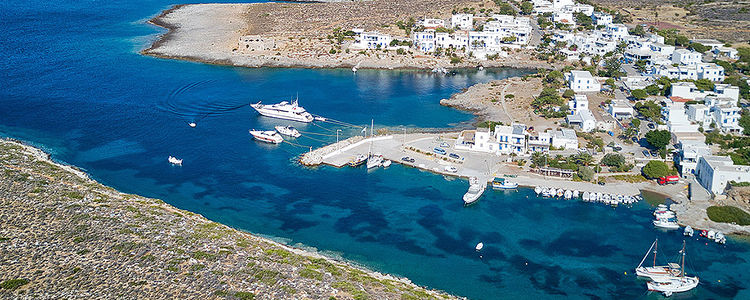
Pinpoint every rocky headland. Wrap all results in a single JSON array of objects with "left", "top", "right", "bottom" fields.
[{"left": 0, "top": 138, "right": 453, "bottom": 299}]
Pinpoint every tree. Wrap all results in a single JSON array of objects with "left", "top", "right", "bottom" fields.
[
  {"left": 562, "top": 89, "right": 575, "bottom": 99},
  {"left": 631, "top": 118, "right": 641, "bottom": 129},
  {"left": 644, "top": 84, "right": 661, "bottom": 95},
  {"left": 601, "top": 153, "right": 626, "bottom": 168},
  {"left": 635, "top": 101, "right": 662, "bottom": 122},
  {"left": 694, "top": 79, "right": 715, "bottom": 91},
  {"left": 600, "top": 57, "right": 625, "bottom": 78},
  {"left": 520, "top": 1, "right": 533, "bottom": 15},
  {"left": 740, "top": 110, "right": 750, "bottom": 136},
  {"left": 494, "top": 2, "right": 517, "bottom": 16},
  {"left": 688, "top": 42, "right": 709, "bottom": 53},
  {"left": 578, "top": 166, "right": 595, "bottom": 181},
  {"left": 642, "top": 160, "right": 670, "bottom": 179},
  {"left": 545, "top": 70, "right": 564, "bottom": 85},
  {"left": 646, "top": 129, "right": 671, "bottom": 150},
  {"left": 631, "top": 89, "right": 648, "bottom": 100},
  {"left": 629, "top": 25, "right": 646, "bottom": 37},
  {"left": 634, "top": 59, "right": 648, "bottom": 73}
]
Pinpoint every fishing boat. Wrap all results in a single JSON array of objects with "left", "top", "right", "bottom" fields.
[
  {"left": 534, "top": 186, "right": 542, "bottom": 194},
  {"left": 348, "top": 154, "right": 367, "bottom": 167},
  {"left": 249, "top": 129, "right": 284, "bottom": 144},
  {"left": 475, "top": 242, "right": 484, "bottom": 251},
  {"left": 646, "top": 241, "right": 699, "bottom": 296},
  {"left": 463, "top": 177, "right": 486, "bottom": 206},
  {"left": 556, "top": 189, "right": 564, "bottom": 197},
  {"left": 564, "top": 190, "right": 572, "bottom": 199},
  {"left": 274, "top": 125, "right": 301, "bottom": 138},
  {"left": 168, "top": 156, "right": 183, "bottom": 165},
  {"left": 715, "top": 232, "right": 726, "bottom": 244},
  {"left": 542, "top": 188, "right": 552, "bottom": 197},
  {"left": 635, "top": 239, "right": 682, "bottom": 280},
  {"left": 683, "top": 226, "right": 694, "bottom": 237},
  {"left": 382, "top": 159, "right": 391, "bottom": 167},
  {"left": 573, "top": 190, "right": 580, "bottom": 198},
  {"left": 582, "top": 191, "right": 590, "bottom": 201},
  {"left": 491, "top": 177, "right": 518, "bottom": 189},
  {"left": 250, "top": 99, "right": 314, "bottom": 123}
]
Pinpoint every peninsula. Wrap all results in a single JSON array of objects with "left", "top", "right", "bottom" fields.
[{"left": 0, "top": 139, "right": 450, "bottom": 299}]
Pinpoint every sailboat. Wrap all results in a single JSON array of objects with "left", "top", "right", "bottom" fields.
[
  {"left": 365, "top": 119, "right": 382, "bottom": 169},
  {"left": 646, "top": 241, "right": 699, "bottom": 296},
  {"left": 635, "top": 239, "right": 681, "bottom": 280}
]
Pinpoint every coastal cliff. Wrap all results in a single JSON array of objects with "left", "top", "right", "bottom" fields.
[{"left": 0, "top": 139, "right": 452, "bottom": 299}]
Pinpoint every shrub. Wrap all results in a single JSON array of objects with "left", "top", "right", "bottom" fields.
[
  {"left": 601, "top": 153, "right": 625, "bottom": 168},
  {"left": 707, "top": 206, "right": 750, "bottom": 225},
  {"left": 0, "top": 279, "right": 29, "bottom": 290},
  {"left": 578, "top": 166, "right": 594, "bottom": 181},
  {"left": 234, "top": 292, "right": 256, "bottom": 300}
]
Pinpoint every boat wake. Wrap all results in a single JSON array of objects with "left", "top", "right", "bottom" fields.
[{"left": 158, "top": 80, "right": 250, "bottom": 122}]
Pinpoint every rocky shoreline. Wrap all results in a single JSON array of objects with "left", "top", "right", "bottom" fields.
[
  {"left": 141, "top": 3, "right": 554, "bottom": 71},
  {"left": 0, "top": 138, "right": 454, "bottom": 299}
]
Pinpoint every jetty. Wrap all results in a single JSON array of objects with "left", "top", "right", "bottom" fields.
[{"left": 301, "top": 133, "right": 646, "bottom": 196}]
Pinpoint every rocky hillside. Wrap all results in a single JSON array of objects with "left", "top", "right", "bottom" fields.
[{"left": 0, "top": 139, "right": 452, "bottom": 299}]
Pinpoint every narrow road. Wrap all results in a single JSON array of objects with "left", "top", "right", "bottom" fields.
[{"left": 500, "top": 82, "right": 514, "bottom": 123}]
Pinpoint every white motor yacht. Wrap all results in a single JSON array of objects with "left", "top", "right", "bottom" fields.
[
  {"left": 249, "top": 129, "right": 284, "bottom": 144},
  {"left": 250, "top": 99, "right": 314, "bottom": 123},
  {"left": 653, "top": 218, "right": 680, "bottom": 229},
  {"left": 274, "top": 125, "right": 301, "bottom": 138},
  {"left": 382, "top": 159, "right": 391, "bottom": 167},
  {"left": 168, "top": 156, "right": 183, "bottom": 165}
]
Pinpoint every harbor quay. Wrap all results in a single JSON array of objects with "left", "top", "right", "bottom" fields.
[{"left": 301, "top": 132, "right": 648, "bottom": 197}]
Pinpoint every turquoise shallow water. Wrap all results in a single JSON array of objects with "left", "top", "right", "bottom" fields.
[{"left": 2, "top": 1, "right": 750, "bottom": 299}]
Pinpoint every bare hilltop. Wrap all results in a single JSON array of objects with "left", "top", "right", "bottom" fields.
[{"left": 0, "top": 139, "right": 452, "bottom": 299}]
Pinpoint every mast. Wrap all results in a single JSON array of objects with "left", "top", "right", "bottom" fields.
[
  {"left": 637, "top": 239, "right": 657, "bottom": 269},
  {"left": 681, "top": 240, "right": 686, "bottom": 278},
  {"left": 653, "top": 238, "right": 657, "bottom": 267}
]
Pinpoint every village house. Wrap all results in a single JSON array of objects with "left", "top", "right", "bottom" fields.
[
  {"left": 607, "top": 100, "right": 634, "bottom": 119},
  {"left": 567, "top": 70, "right": 600, "bottom": 92},
  {"left": 451, "top": 14, "right": 473, "bottom": 31},
  {"left": 527, "top": 131, "right": 551, "bottom": 153},
  {"left": 676, "top": 140, "right": 712, "bottom": 176},
  {"left": 350, "top": 31, "right": 393, "bottom": 50},
  {"left": 551, "top": 128, "right": 578, "bottom": 150},
  {"left": 696, "top": 155, "right": 750, "bottom": 195},
  {"left": 672, "top": 49, "right": 702, "bottom": 66}
]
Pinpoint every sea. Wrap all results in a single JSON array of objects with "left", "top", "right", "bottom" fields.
[{"left": 2, "top": 1, "right": 750, "bottom": 299}]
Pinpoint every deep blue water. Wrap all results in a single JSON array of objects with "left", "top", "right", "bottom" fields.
[{"left": 2, "top": 1, "right": 750, "bottom": 299}]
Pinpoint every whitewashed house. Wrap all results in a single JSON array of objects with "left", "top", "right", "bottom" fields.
[
  {"left": 592, "top": 12, "right": 612, "bottom": 26},
  {"left": 687, "top": 104, "right": 710, "bottom": 128},
  {"left": 697, "top": 63, "right": 725, "bottom": 82},
  {"left": 351, "top": 31, "right": 392, "bottom": 50},
  {"left": 495, "top": 124, "right": 528, "bottom": 154},
  {"left": 551, "top": 128, "right": 578, "bottom": 150},
  {"left": 420, "top": 18, "right": 445, "bottom": 29},
  {"left": 413, "top": 30, "right": 436, "bottom": 53},
  {"left": 706, "top": 96, "right": 743, "bottom": 134},
  {"left": 567, "top": 110, "right": 597, "bottom": 132},
  {"left": 676, "top": 140, "right": 711, "bottom": 176},
  {"left": 608, "top": 100, "right": 634, "bottom": 119},
  {"left": 451, "top": 14, "right": 473, "bottom": 30},
  {"left": 672, "top": 49, "right": 702, "bottom": 66},
  {"left": 567, "top": 70, "right": 600, "bottom": 92},
  {"left": 696, "top": 155, "right": 750, "bottom": 195},
  {"left": 568, "top": 94, "right": 589, "bottom": 114},
  {"left": 455, "top": 128, "right": 498, "bottom": 153},
  {"left": 528, "top": 131, "right": 551, "bottom": 153},
  {"left": 713, "top": 47, "right": 738, "bottom": 60}
]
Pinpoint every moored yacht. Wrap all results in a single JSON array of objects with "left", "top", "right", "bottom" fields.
[
  {"left": 250, "top": 99, "right": 314, "bottom": 123},
  {"left": 274, "top": 125, "right": 301, "bottom": 138},
  {"left": 491, "top": 177, "right": 518, "bottom": 189},
  {"left": 635, "top": 239, "right": 681, "bottom": 280},
  {"left": 348, "top": 154, "right": 367, "bottom": 167},
  {"left": 249, "top": 129, "right": 284, "bottom": 144},
  {"left": 646, "top": 241, "right": 699, "bottom": 296}
]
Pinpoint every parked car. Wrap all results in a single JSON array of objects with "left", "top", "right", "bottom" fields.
[
  {"left": 449, "top": 153, "right": 460, "bottom": 159},
  {"left": 642, "top": 150, "right": 650, "bottom": 157},
  {"left": 433, "top": 147, "right": 447, "bottom": 155},
  {"left": 632, "top": 137, "right": 639, "bottom": 143},
  {"left": 647, "top": 123, "right": 655, "bottom": 129},
  {"left": 439, "top": 142, "right": 450, "bottom": 148},
  {"left": 598, "top": 181, "right": 606, "bottom": 186},
  {"left": 401, "top": 156, "right": 415, "bottom": 163},
  {"left": 650, "top": 150, "right": 658, "bottom": 157}
]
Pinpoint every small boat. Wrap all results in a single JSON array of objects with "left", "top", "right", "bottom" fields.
[
  {"left": 595, "top": 192, "right": 603, "bottom": 201},
  {"left": 564, "top": 190, "right": 572, "bottom": 199},
  {"left": 366, "top": 155, "right": 383, "bottom": 169},
  {"left": 475, "top": 242, "right": 484, "bottom": 251},
  {"left": 314, "top": 116, "right": 327, "bottom": 122},
  {"left": 352, "top": 66, "right": 358, "bottom": 73},
  {"left": 348, "top": 154, "right": 367, "bottom": 167},
  {"left": 491, "top": 177, "right": 518, "bottom": 189},
  {"left": 249, "top": 129, "right": 284, "bottom": 144},
  {"left": 542, "top": 188, "right": 552, "bottom": 197},
  {"left": 274, "top": 125, "right": 301, "bottom": 138},
  {"left": 534, "top": 186, "right": 542, "bottom": 194},
  {"left": 635, "top": 239, "right": 682, "bottom": 280},
  {"left": 478, "top": 66, "right": 484, "bottom": 71},
  {"left": 645, "top": 241, "right": 699, "bottom": 296},
  {"left": 463, "top": 177, "right": 486, "bottom": 206},
  {"left": 715, "top": 232, "right": 726, "bottom": 244},
  {"left": 683, "top": 226, "right": 694, "bottom": 237},
  {"left": 556, "top": 189, "right": 564, "bottom": 197},
  {"left": 582, "top": 191, "right": 590, "bottom": 201},
  {"left": 444, "top": 165, "right": 458, "bottom": 173},
  {"left": 708, "top": 230, "right": 716, "bottom": 239},
  {"left": 699, "top": 230, "right": 708, "bottom": 238},
  {"left": 188, "top": 122, "right": 196, "bottom": 128},
  {"left": 168, "top": 156, "right": 183, "bottom": 165},
  {"left": 573, "top": 190, "right": 580, "bottom": 198},
  {"left": 382, "top": 159, "right": 391, "bottom": 167},
  {"left": 653, "top": 218, "right": 680, "bottom": 230}
]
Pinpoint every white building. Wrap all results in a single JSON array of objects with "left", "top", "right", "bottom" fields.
[
  {"left": 567, "top": 109, "right": 597, "bottom": 132},
  {"left": 451, "top": 14, "right": 473, "bottom": 30},
  {"left": 551, "top": 128, "right": 578, "bottom": 150},
  {"left": 553, "top": 11, "right": 575, "bottom": 26},
  {"left": 687, "top": 104, "right": 710, "bottom": 128},
  {"left": 592, "top": 12, "right": 612, "bottom": 26},
  {"left": 706, "top": 96, "right": 743, "bottom": 134},
  {"left": 664, "top": 98, "right": 700, "bottom": 133},
  {"left": 567, "top": 70, "right": 600, "bottom": 92},
  {"left": 608, "top": 100, "right": 634, "bottom": 119},
  {"left": 495, "top": 124, "right": 528, "bottom": 154},
  {"left": 676, "top": 140, "right": 711, "bottom": 176},
  {"left": 528, "top": 131, "right": 551, "bottom": 153},
  {"left": 420, "top": 18, "right": 445, "bottom": 29},
  {"left": 455, "top": 128, "right": 499, "bottom": 153},
  {"left": 696, "top": 155, "right": 750, "bottom": 195},
  {"left": 670, "top": 82, "right": 739, "bottom": 102},
  {"left": 672, "top": 49, "right": 702, "bottom": 66},
  {"left": 713, "top": 47, "right": 739, "bottom": 60},
  {"left": 351, "top": 31, "right": 392, "bottom": 50},
  {"left": 568, "top": 94, "right": 589, "bottom": 114}
]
